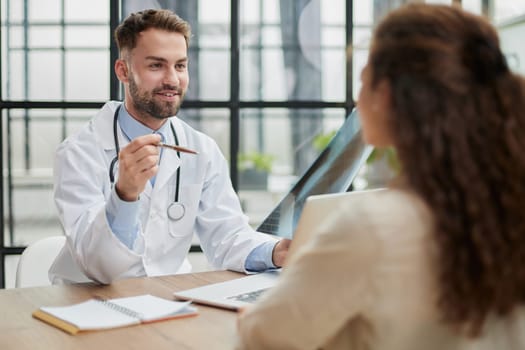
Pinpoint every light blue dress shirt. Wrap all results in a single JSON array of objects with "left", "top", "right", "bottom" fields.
[{"left": 106, "top": 105, "right": 276, "bottom": 271}]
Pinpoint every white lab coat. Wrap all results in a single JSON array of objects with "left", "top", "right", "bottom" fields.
[{"left": 49, "top": 101, "right": 277, "bottom": 284}]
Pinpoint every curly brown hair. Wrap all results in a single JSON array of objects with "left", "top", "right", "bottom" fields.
[{"left": 369, "top": 4, "right": 525, "bottom": 336}]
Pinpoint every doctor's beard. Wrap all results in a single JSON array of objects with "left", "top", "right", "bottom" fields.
[{"left": 128, "top": 75, "right": 185, "bottom": 120}]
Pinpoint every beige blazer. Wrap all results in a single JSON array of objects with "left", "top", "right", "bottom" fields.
[{"left": 237, "top": 189, "right": 525, "bottom": 350}]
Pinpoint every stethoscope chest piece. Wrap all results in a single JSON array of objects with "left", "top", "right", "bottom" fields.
[
  {"left": 112, "top": 105, "right": 186, "bottom": 223},
  {"left": 167, "top": 202, "right": 185, "bottom": 221}
]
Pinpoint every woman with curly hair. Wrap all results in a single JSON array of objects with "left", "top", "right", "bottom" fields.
[{"left": 237, "top": 3, "right": 525, "bottom": 350}]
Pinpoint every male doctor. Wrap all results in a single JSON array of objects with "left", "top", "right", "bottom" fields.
[{"left": 49, "top": 9, "right": 290, "bottom": 284}]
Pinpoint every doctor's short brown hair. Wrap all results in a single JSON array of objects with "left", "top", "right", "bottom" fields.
[{"left": 114, "top": 9, "right": 192, "bottom": 55}]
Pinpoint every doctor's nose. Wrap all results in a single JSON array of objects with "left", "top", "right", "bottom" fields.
[{"left": 163, "top": 67, "right": 180, "bottom": 87}]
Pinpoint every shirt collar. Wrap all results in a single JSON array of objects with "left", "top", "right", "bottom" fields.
[{"left": 118, "top": 104, "right": 171, "bottom": 142}]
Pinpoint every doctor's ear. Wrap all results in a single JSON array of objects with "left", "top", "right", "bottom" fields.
[{"left": 115, "top": 59, "right": 129, "bottom": 83}]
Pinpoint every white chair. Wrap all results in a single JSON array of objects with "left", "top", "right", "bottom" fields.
[{"left": 15, "top": 236, "right": 66, "bottom": 288}]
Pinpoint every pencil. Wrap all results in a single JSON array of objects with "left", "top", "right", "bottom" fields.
[{"left": 158, "top": 143, "right": 198, "bottom": 155}]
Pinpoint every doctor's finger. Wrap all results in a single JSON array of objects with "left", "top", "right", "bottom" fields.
[
  {"left": 123, "top": 162, "right": 158, "bottom": 183},
  {"left": 124, "top": 134, "right": 162, "bottom": 153},
  {"left": 139, "top": 163, "right": 159, "bottom": 180},
  {"left": 119, "top": 151, "right": 159, "bottom": 176},
  {"left": 135, "top": 153, "right": 161, "bottom": 173},
  {"left": 130, "top": 144, "right": 161, "bottom": 163},
  {"left": 114, "top": 152, "right": 158, "bottom": 198},
  {"left": 119, "top": 144, "right": 159, "bottom": 168}
]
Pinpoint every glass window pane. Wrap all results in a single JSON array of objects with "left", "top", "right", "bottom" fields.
[
  {"left": 5, "top": 110, "right": 26, "bottom": 171},
  {"left": 30, "top": 119, "right": 62, "bottom": 169},
  {"left": 197, "top": 50, "right": 230, "bottom": 100},
  {"left": 29, "top": 26, "right": 62, "bottom": 48},
  {"left": 177, "top": 108, "right": 230, "bottom": 157},
  {"left": 5, "top": 256, "right": 19, "bottom": 288},
  {"left": 241, "top": 0, "right": 345, "bottom": 102},
  {"left": 353, "top": 0, "right": 410, "bottom": 102},
  {"left": 3, "top": 111, "right": 57, "bottom": 247},
  {"left": 199, "top": 0, "right": 230, "bottom": 23},
  {"left": 65, "top": 51, "right": 109, "bottom": 101},
  {"left": 353, "top": 27, "right": 372, "bottom": 48},
  {"left": 353, "top": 0, "right": 373, "bottom": 25},
  {"left": 353, "top": 49, "right": 369, "bottom": 101},
  {"left": 7, "top": 26, "right": 24, "bottom": 49},
  {"left": 2, "top": 4, "right": 110, "bottom": 102},
  {"left": 499, "top": 19, "right": 525, "bottom": 75},
  {"left": 2, "top": 108, "right": 100, "bottom": 247},
  {"left": 322, "top": 27, "right": 345, "bottom": 47},
  {"left": 65, "top": 0, "right": 109, "bottom": 22},
  {"left": 321, "top": 0, "right": 345, "bottom": 24},
  {"left": 240, "top": 49, "right": 262, "bottom": 100},
  {"left": 462, "top": 0, "right": 482, "bottom": 15},
  {"left": 239, "top": 108, "right": 345, "bottom": 181},
  {"left": 199, "top": 30, "right": 230, "bottom": 48},
  {"left": 261, "top": 26, "right": 281, "bottom": 46},
  {"left": 4, "top": 51, "right": 25, "bottom": 99},
  {"left": 65, "top": 26, "right": 109, "bottom": 48},
  {"left": 494, "top": 2, "right": 525, "bottom": 23},
  {"left": 240, "top": 0, "right": 261, "bottom": 24},
  {"left": 4, "top": 0, "right": 24, "bottom": 22},
  {"left": 28, "top": 51, "right": 62, "bottom": 100},
  {"left": 238, "top": 108, "right": 346, "bottom": 227},
  {"left": 260, "top": 49, "right": 286, "bottom": 99},
  {"left": 322, "top": 49, "right": 345, "bottom": 101},
  {"left": 198, "top": 0, "right": 230, "bottom": 100},
  {"left": 64, "top": 109, "right": 98, "bottom": 136},
  {"left": 263, "top": 0, "right": 280, "bottom": 22},
  {"left": 28, "top": 0, "right": 61, "bottom": 22}
]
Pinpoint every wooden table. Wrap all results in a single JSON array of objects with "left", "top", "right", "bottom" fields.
[{"left": 0, "top": 270, "right": 244, "bottom": 350}]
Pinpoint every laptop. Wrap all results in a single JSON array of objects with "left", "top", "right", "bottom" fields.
[
  {"left": 173, "top": 191, "right": 364, "bottom": 310},
  {"left": 173, "top": 109, "right": 372, "bottom": 310}
]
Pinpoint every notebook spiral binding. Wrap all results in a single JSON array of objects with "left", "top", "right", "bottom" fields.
[{"left": 95, "top": 298, "right": 144, "bottom": 319}]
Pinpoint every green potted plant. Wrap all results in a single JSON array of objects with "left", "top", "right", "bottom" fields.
[
  {"left": 238, "top": 151, "right": 275, "bottom": 190},
  {"left": 312, "top": 130, "right": 337, "bottom": 151},
  {"left": 366, "top": 147, "right": 400, "bottom": 172},
  {"left": 365, "top": 147, "right": 401, "bottom": 188}
]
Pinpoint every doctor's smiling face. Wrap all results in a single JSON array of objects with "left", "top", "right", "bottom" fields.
[{"left": 115, "top": 28, "right": 189, "bottom": 130}]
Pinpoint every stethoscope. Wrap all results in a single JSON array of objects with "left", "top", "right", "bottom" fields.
[{"left": 109, "top": 105, "right": 186, "bottom": 221}]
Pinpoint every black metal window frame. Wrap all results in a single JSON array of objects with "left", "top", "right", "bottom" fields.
[{"left": 0, "top": 0, "right": 355, "bottom": 288}]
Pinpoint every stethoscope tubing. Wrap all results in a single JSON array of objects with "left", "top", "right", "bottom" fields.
[{"left": 109, "top": 104, "right": 185, "bottom": 221}]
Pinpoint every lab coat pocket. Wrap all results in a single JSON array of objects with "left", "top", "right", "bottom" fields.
[{"left": 167, "top": 184, "right": 201, "bottom": 238}]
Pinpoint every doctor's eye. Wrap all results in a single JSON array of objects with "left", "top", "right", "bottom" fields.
[{"left": 175, "top": 63, "right": 187, "bottom": 71}]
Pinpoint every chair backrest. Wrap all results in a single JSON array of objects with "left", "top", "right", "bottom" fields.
[{"left": 15, "top": 236, "right": 66, "bottom": 288}]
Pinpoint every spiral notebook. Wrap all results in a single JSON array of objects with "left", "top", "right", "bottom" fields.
[{"left": 32, "top": 294, "right": 198, "bottom": 335}]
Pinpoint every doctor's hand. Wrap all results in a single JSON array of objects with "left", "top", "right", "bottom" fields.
[
  {"left": 115, "top": 134, "right": 161, "bottom": 202},
  {"left": 272, "top": 238, "right": 292, "bottom": 267}
]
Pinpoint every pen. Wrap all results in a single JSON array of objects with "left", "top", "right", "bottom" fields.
[{"left": 158, "top": 143, "right": 199, "bottom": 155}]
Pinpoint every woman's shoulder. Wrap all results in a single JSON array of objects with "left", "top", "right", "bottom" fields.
[
  {"left": 337, "top": 188, "right": 430, "bottom": 218},
  {"left": 333, "top": 188, "right": 434, "bottom": 240}
]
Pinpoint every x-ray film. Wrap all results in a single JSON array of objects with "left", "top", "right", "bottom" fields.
[{"left": 257, "top": 109, "right": 372, "bottom": 238}]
